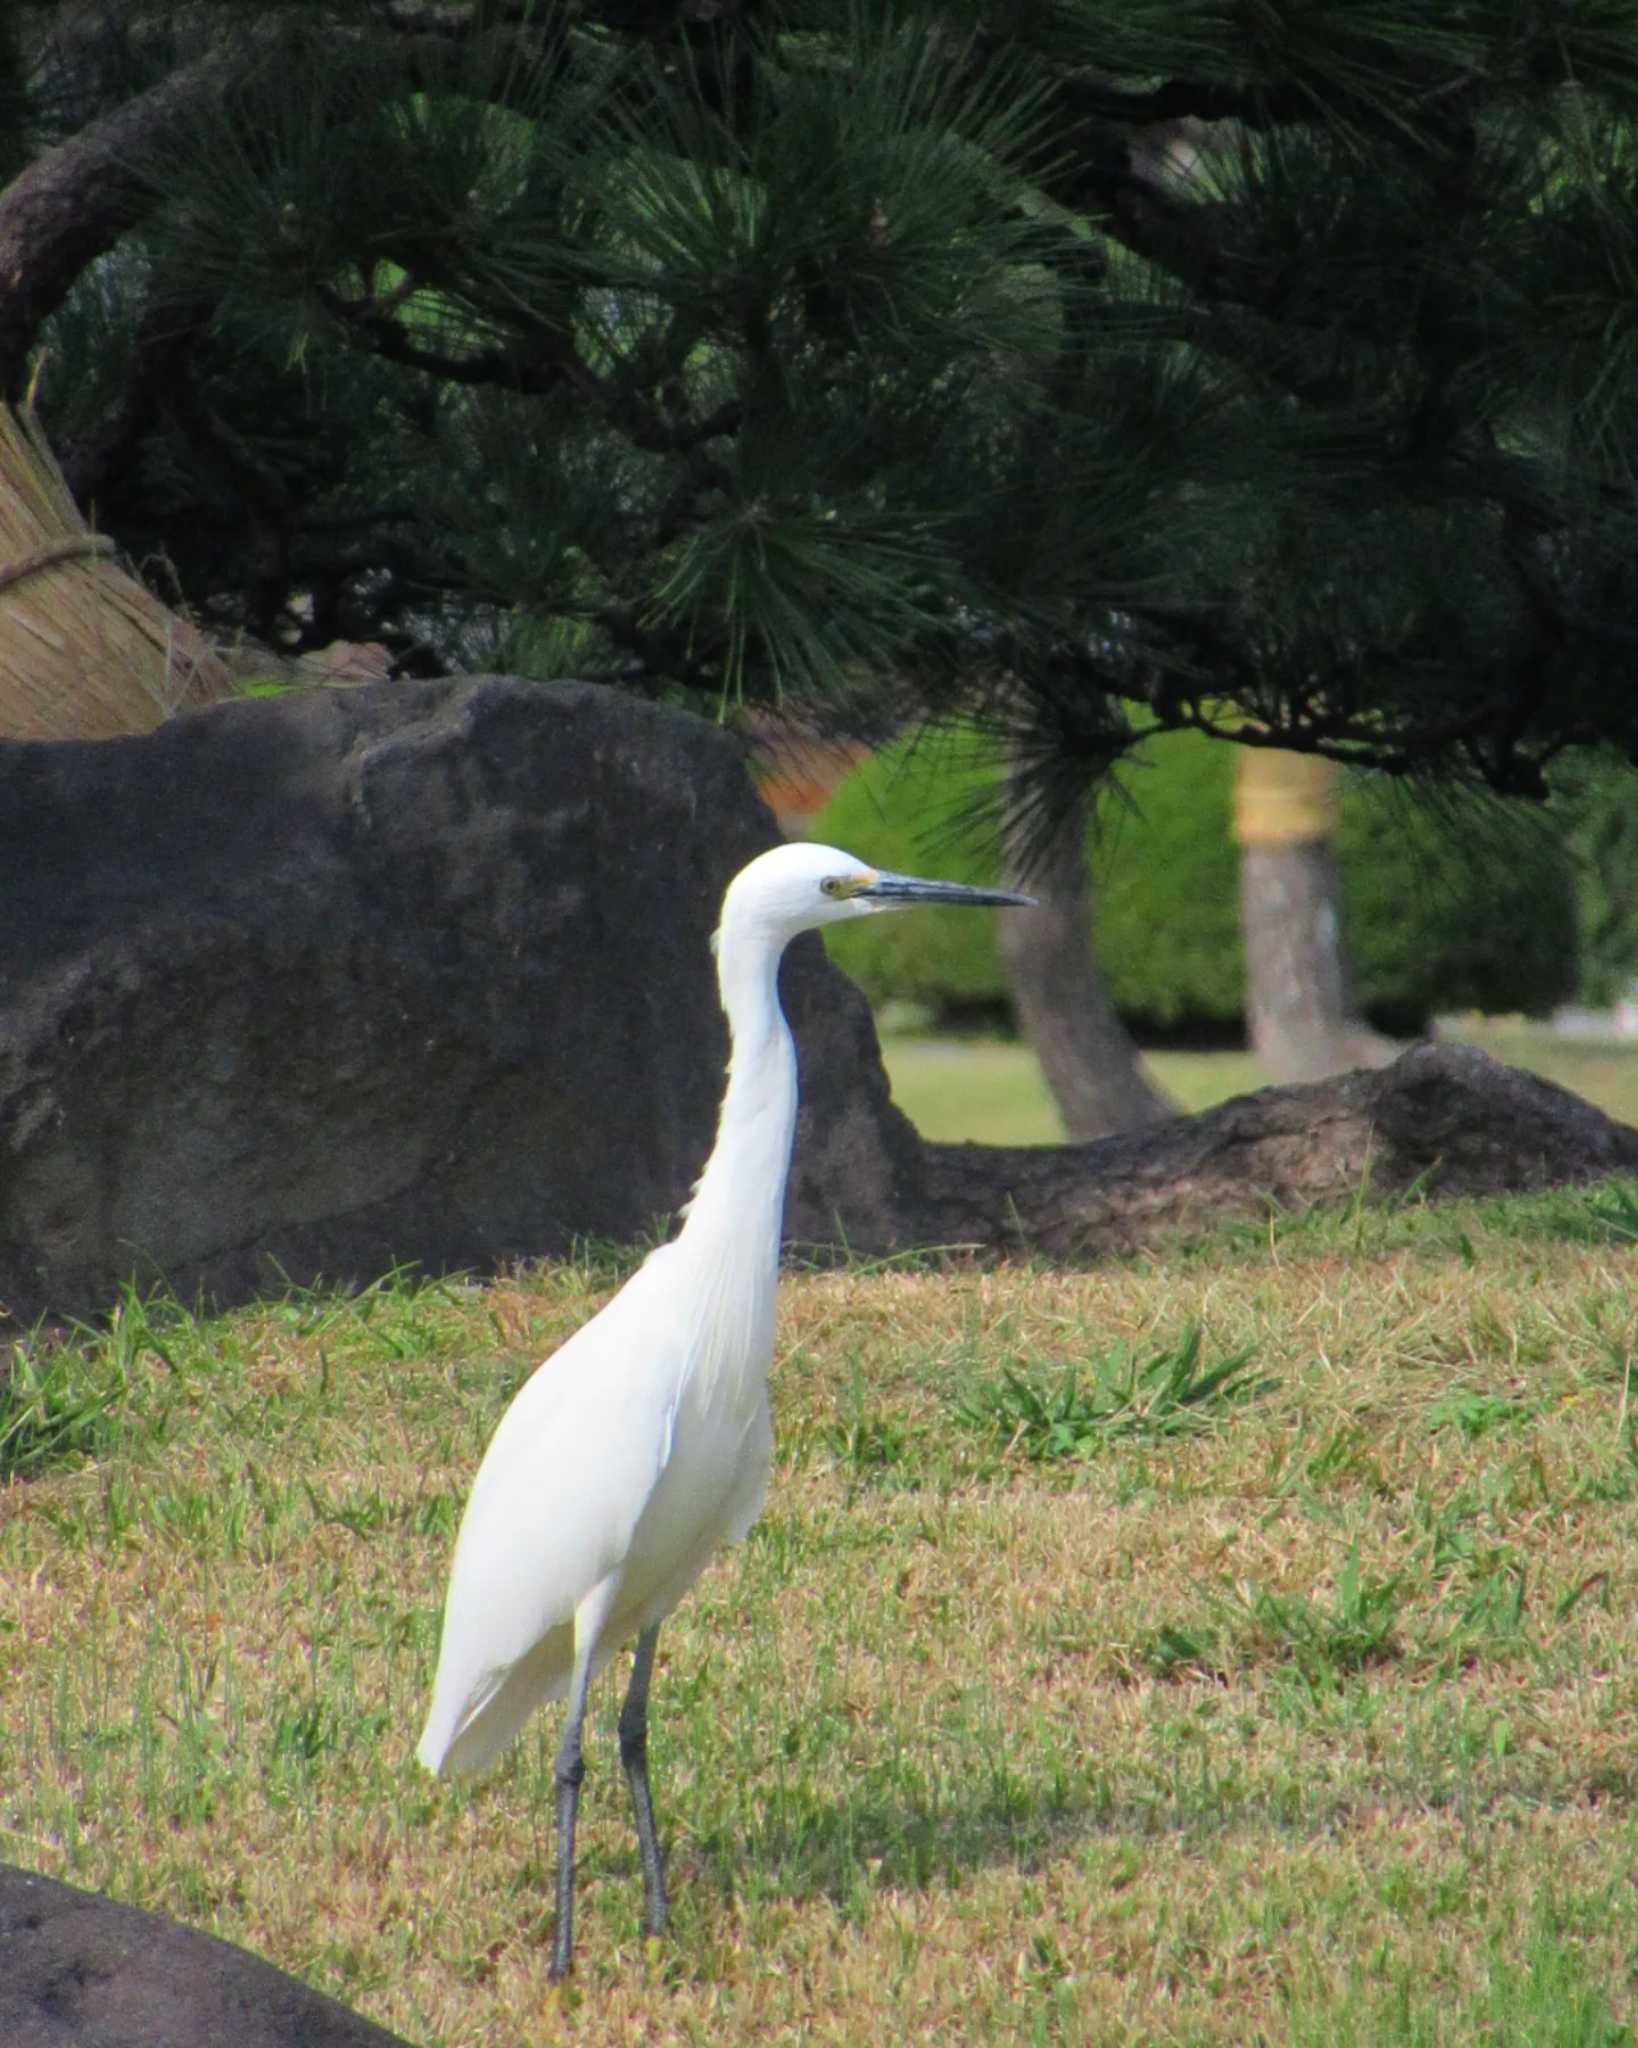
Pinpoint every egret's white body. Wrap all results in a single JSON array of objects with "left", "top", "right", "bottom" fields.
[
  {"left": 416, "top": 1232, "right": 778, "bottom": 1774},
  {"left": 416, "top": 841, "right": 1030, "bottom": 1975}
]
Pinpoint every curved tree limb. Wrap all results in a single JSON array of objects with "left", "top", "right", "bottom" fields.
[
  {"left": 0, "top": 5, "right": 597, "bottom": 399},
  {"left": 0, "top": 25, "right": 278, "bottom": 397},
  {"left": 905, "top": 1043, "right": 1638, "bottom": 1260}
]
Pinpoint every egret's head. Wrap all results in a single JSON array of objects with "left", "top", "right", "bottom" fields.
[{"left": 717, "top": 841, "right": 1033, "bottom": 949}]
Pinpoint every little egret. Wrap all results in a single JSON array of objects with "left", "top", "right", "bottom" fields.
[{"left": 416, "top": 841, "right": 1032, "bottom": 1977}]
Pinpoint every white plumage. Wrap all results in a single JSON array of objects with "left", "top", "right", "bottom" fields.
[{"left": 416, "top": 840, "right": 1031, "bottom": 1977}]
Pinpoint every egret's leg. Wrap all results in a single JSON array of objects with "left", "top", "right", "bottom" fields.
[
  {"left": 548, "top": 1656, "right": 593, "bottom": 1982},
  {"left": 550, "top": 1585, "right": 617, "bottom": 1982},
  {"left": 619, "top": 1624, "right": 668, "bottom": 1939}
]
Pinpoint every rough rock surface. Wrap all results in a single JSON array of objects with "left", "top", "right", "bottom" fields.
[
  {"left": 1, "top": 674, "right": 1633, "bottom": 1328},
  {"left": 0, "top": 674, "right": 919, "bottom": 1325},
  {"left": 0, "top": 1863, "right": 413, "bottom": 2048}
]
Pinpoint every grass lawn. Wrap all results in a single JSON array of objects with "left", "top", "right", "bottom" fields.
[
  {"left": 4, "top": 1180, "right": 1638, "bottom": 2045},
  {"left": 884, "top": 1020, "right": 1638, "bottom": 1146}
]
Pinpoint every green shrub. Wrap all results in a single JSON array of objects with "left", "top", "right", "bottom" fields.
[
  {"left": 815, "top": 727, "right": 1580, "bottom": 1033},
  {"left": 1552, "top": 758, "right": 1638, "bottom": 1006}
]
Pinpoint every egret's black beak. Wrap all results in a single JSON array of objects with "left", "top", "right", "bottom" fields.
[{"left": 860, "top": 872, "right": 1036, "bottom": 910}]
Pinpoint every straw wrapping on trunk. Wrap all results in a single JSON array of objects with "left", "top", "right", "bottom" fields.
[{"left": 0, "top": 404, "right": 232, "bottom": 739}]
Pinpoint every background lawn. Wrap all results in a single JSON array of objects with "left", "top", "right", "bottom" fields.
[
  {"left": 883, "top": 1021, "right": 1638, "bottom": 1146},
  {"left": 4, "top": 1175, "right": 1638, "bottom": 2045}
]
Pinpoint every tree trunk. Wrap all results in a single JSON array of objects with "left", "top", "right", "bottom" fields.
[
  {"left": 1235, "top": 750, "right": 1397, "bottom": 1082},
  {"left": 998, "top": 766, "right": 1174, "bottom": 1140},
  {"left": 905, "top": 1043, "right": 1638, "bottom": 1260}
]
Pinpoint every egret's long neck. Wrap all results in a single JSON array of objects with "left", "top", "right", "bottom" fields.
[{"left": 680, "top": 920, "right": 798, "bottom": 1270}]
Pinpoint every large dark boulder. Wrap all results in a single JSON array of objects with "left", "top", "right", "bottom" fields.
[
  {"left": 1, "top": 673, "right": 1634, "bottom": 1329},
  {"left": 0, "top": 675, "right": 920, "bottom": 1325},
  {"left": 0, "top": 1864, "right": 413, "bottom": 2048}
]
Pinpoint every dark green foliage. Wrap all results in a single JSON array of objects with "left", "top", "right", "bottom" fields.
[
  {"left": 817, "top": 728, "right": 1580, "bottom": 1031},
  {"left": 0, "top": 14, "right": 29, "bottom": 186},
  {"left": 0, "top": 1336, "right": 122, "bottom": 1480},
  {"left": 29, "top": 7, "right": 1069, "bottom": 674},
  {"left": 1553, "top": 761, "right": 1638, "bottom": 1006},
  {"left": 1578, "top": 1180, "right": 1638, "bottom": 1247},
  {"left": 1139, "top": 1544, "right": 1405, "bottom": 1687},
  {"left": 952, "top": 1323, "right": 1267, "bottom": 1458},
  {"left": 7, "top": 0, "right": 1638, "bottom": 803},
  {"left": 1426, "top": 1393, "right": 1535, "bottom": 1443}
]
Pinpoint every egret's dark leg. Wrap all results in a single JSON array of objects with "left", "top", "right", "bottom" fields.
[
  {"left": 619, "top": 1624, "right": 668, "bottom": 1939},
  {"left": 549, "top": 1639, "right": 599, "bottom": 1982}
]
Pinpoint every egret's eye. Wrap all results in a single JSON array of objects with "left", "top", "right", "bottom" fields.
[{"left": 821, "top": 869, "right": 875, "bottom": 900}]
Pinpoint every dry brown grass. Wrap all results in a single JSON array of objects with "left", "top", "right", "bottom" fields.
[
  {"left": 3, "top": 1192, "right": 1637, "bottom": 2044},
  {"left": 0, "top": 402, "right": 232, "bottom": 739}
]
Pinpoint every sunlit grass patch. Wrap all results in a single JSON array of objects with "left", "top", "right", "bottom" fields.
[
  {"left": 1282, "top": 1892, "right": 1632, "bottom": 2047},
  {"left": 3, "top": 1188, "right": 1637, "bottom": 2043},
  {"left": 952, "top": 1322, "right": 1270, "bottom": 1459}
]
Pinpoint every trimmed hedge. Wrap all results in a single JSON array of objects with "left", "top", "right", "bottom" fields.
[
  {"left": 815, "top": 728, "right": 1581, "bottom": 1033},
  {"left": 1554, "top": 759, "right": 1638, "bottom": 1006}
]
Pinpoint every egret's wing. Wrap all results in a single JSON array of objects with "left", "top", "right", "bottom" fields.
[{"left": 418, "top": 1254, "right": 686, "bottom": 1768}]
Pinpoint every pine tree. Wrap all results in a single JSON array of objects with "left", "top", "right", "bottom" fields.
[
  {"left": 4, "top": 2, "right": 1637, "bottom": 1126},
  {"left": 2, "top": 0, "right": 1633, "bottom": 787}
]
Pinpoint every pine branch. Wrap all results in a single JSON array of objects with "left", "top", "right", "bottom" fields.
[
  {"left": 0, "top": 24, "right": 274, "bottom": 396},
  {"left": 313, "top": 281, "right": 578, "bottom": 395},
  {"left": 983, "top": 30, "right": 1493, "bottom": 324},
  {"left": 595, "top": 602, "right": 719, "bottom": 688},
  {"left": 314, "top": 283, "right": 743, "bottom": 456},
  {"left": 55, "top": 295, "right": 216, "bottom": 507},
  {"left": 1053, "top": 73, "right": 1308, "bottom": 132},
  {"left": 0, "top": 1, "right": 648, "bottom": 398}
]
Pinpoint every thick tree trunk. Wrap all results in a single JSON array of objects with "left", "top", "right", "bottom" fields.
[
  {"left": 1235, "top": 750, "right": 1397, "bottom": 1082},
  {"left": 906, "top": 1043, "right": 1638, "bottom": 1259},
  {"left": 1239, "top": 839, "right": 1399, "bottom": 1081},
  {"left": 998, "top": 765, "right": 1174, "bottom": 1140}
]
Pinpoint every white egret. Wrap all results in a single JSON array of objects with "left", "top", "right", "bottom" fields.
[{"left": 416, "top": 841, "right": 1032, "bottom": 1977}]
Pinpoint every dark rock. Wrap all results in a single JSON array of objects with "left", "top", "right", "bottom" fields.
[
  {"left": 0, "top": 1863, "right": 414, "bottom": 2048},
  {"left": 0, "top": 675, "right": 919, "bottom": 1325},
  {"left": 1, "top": 674, "right": 1633, "bottom": 1329}
]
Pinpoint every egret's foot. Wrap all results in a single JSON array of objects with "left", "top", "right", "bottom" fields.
[
  {"left": 540, "top": 1972, "right": 573, "bottom": 2029},
  {"left": 639, "top": 1932, "right": 669, "bottom": 1983}
]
